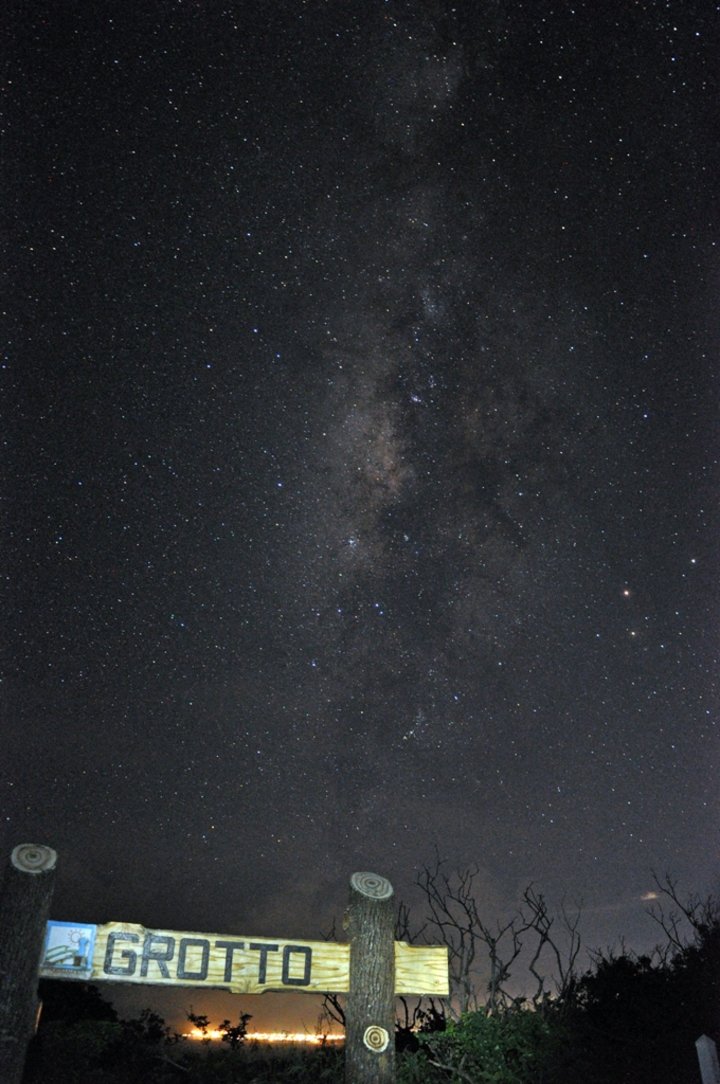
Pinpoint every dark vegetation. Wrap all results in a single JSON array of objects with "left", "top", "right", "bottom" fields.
[{"left": 22, "top": 869, "right": 719, "bottom": 1083}]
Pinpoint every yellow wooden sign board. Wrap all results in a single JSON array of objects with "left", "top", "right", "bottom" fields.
[{"left": 40, "top": 921, "right": 449, "bottom": 997}]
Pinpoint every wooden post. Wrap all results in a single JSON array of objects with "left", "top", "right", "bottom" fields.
[
  {"left": 345, "top": 871, "right": 395, "bottom": 1084},
  {"left": 0, "top": 844, "right": 57, "bottom": 1084},
  {"left": 697, "top": 1035, "right": 720, "bottom": 1084}
]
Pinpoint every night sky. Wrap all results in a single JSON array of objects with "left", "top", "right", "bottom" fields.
[{"left": 5, "top": 0, "right": 719, "bottom": 1033}]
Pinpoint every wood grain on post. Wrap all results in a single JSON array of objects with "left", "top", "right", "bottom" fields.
[
  {"left": 0, "top": 844, "right": 58, "bottom": 1084},
  {"left": 345, "top": 871, "right": 396, "bottom": 1084}
]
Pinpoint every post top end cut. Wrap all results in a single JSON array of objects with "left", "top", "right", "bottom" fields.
[
  {"left": 11, "top": 843, "right": 57, "bottom": 874},
  {"left": 350, "top": 871, "right": 394, "bottom": 900}
]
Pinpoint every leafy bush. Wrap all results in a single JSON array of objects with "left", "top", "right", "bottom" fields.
[{"left": 412, "top": 1006, "right": 570, "bottom": 1084}]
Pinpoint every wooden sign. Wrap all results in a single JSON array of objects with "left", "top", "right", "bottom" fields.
[
  {"left": 40, "top": 920, "right": 449, "bottom": 997},
  {"left": 6, "top": 852, "right": 445, "bottom": 1084}
]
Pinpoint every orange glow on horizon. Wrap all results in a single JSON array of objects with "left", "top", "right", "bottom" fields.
[{"left": 186, "top": 1028, "right": 344, "bottom": 1044}]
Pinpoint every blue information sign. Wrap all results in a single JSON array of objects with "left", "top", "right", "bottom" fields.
[{"left": 41, "top": 921, "right": 97, "bottom": 978}]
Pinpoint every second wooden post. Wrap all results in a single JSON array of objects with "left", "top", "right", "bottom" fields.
[
  {"left": 0, "top": 843, "right": 58, "bottom": 1084},
  {"left": 344, "top": 871, "right": 395, "bottom": 1084}
]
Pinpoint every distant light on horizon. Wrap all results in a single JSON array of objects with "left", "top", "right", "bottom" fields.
[{"left": 186, "top": 1028, "right": 344, "bottom": 1044}]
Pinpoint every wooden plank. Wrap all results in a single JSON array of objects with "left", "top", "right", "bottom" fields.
[
  {"left": 40, "top": 920, "right": 448, "bottom": 996},
  {"left": 88, "top": 923, "right": 347, "bottom": 994},
  {"left": 394, "top": 942, "right": 449, "bottom": 996}
]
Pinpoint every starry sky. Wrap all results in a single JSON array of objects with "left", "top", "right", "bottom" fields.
[{"left": 5, "top": 0, "right": 719, "bottom": 1033}]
